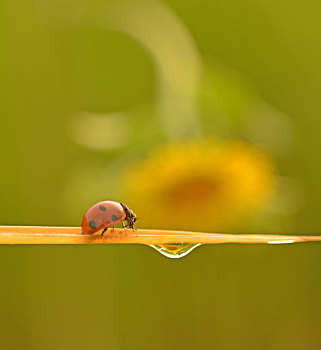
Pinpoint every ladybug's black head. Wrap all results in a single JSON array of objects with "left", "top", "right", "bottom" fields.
[{"left": 120, "top": 203, "right": 137, "bottom": 229}]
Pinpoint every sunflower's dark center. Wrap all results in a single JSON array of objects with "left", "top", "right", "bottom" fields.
[{"left": 165, "top": 176, "right": 221, "bottom": 206}]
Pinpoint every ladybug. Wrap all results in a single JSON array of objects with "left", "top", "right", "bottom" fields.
[{"left": 81, "top": 201, "right": 137, "bottom": 235}]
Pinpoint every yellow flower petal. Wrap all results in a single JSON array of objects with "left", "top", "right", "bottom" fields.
[{"left": 122, "top": 140, "right": 276, "bottom": 231}]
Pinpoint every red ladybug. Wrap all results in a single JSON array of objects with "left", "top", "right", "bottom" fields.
[{"left": 81, "top": 201, "right": 137, "bottom": 235}]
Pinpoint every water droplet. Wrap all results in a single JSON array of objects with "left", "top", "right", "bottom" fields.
[{"left": 150, "top": 243, "right": 201, "bottom": 258}]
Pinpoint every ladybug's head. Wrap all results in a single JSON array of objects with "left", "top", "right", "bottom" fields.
[{"left": 120, "top": 203, "right": 137, "bottom": 229}]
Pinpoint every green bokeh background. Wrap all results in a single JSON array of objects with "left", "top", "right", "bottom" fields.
[{"left": 1, "top": 0, "right": 321, "bottom": 349}]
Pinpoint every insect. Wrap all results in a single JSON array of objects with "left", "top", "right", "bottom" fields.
[{"left": 81, "top": 201, "right": 137, "bottom": 235}]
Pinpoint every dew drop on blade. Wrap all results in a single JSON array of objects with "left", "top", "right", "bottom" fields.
[{"left": 149, "top": 243, "right": 201, "bottom": 258}]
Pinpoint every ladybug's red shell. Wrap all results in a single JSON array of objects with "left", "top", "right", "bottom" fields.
[{"left": 81, "top": 201, "right": 126, "bottom": 235}]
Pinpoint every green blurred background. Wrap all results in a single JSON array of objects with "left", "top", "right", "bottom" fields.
[{"left": 1, "top": 0, "right": 321, "bottom": 348}]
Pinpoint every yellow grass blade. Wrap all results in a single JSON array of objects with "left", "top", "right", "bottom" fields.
[{"left": 0, "top": 226, "right": 320, "bottom": 245}]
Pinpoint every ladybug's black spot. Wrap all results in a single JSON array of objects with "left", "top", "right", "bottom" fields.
[
  {"left": 111, "top": 214, "right": 118, "bottom": 221},
  {"left": 99, "top": 205, "right": 106, "bottom": 211},
  {"left": 89, "top": 220, "right": 97, "bottom": 229}
]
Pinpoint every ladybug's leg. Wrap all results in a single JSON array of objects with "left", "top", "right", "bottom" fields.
[
  {"left": 101, "top": 227, "right": 108, "bottom": 236},
  {"left": 129, "top": 222, "right": 136, "bottom": 230},
  {"left": 122, "top": 221, "right": 126, "bottom": 228}
]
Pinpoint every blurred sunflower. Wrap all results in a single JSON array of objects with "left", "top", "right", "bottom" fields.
[{"left": 122, "top": 140, "right": 276, "bottom": 231}]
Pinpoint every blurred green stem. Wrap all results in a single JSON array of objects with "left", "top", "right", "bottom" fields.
[{"left": 93, "top": 0, "right": 202, "bottom": 139}]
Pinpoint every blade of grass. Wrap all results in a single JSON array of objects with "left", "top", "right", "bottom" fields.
[{"left": 0, "top": 226, "right": 320, "bottom": 245}]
